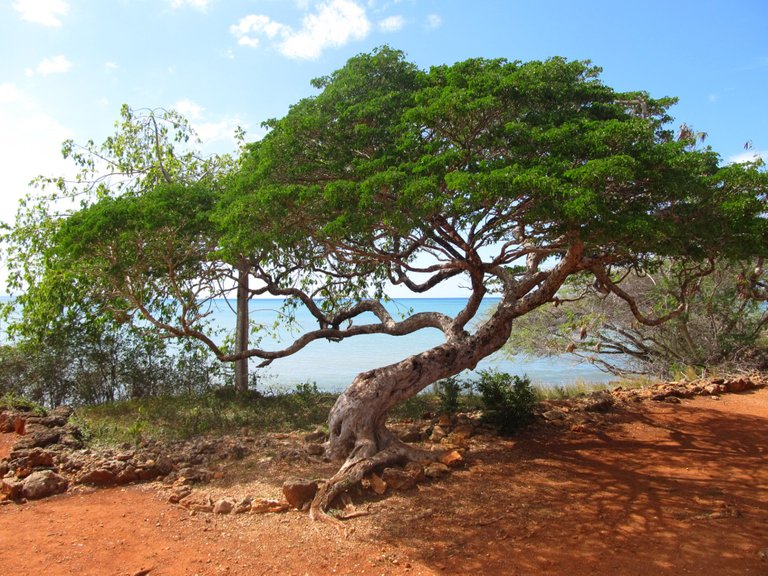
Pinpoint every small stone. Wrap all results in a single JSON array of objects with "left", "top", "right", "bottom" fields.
[
  {"left": 424, "top": 462, "right": 450, "bottom": 478},
  {"left": 213, "top": 498, "right": 235, "bottom": 515},
  {"left": 369, "top": 473, "right": 387, "bottom": 495},
  {"left": 282, "top": 478, "right": 318, "bottom": 509},
  {"left": 758, "top": 548, "right": 768, "bottom": 561},
  {"left": 234, "top": 497, "right": 252, "bottom": 513},
  {"left": 381, "top": 468, "right": 417, "bottom": 491},
  {"left": 251, "top": 498, "right": 290, "bottom": 514},
  {"left": 306, "top": 444, "right": 325, "bottom": 456},
  {"left": 542, "top": 410, "right": 564, "bottom": 421},
  {"left": 430, "top": 425, "right": 447, "bottom": 443},
  {"left": 439, "top": 450, "right": 464, "bottom": 468}
]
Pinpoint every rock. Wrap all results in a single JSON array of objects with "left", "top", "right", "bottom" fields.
[
  {"left": 175, "top": 467, "right": 211, "bottom": 484},
  {"left": 424, "top": 462, "right": 450, "bottom": 479},
  {"left": 439, "top": 450, "right": 464, "bottom": 468},
  {"left": 234, "top": 497, "right": 252, "bottom": 513},
  {"left": 168, "top": 485, "right": 193, "bottom": 504},
  {"left": 724, "top": 378, "right": 751, "bottom": 393},
  {"left": 13, "top": 428, "right": 61, "bottom": 450},
  {"left": 213, "top": 498, "right": 235, "bottom": 515},
  {"left": 542, "top": 410, "right": 565, "bottom": 421},
  {"left": 758, "top": 548, "right": 768, "bottom": 561},
  {"left": 437, "top": 414, "right": 453, "bottom": 427},
  {"left": 282, "top": 478, "right": 318, "bottom": 509},
  {"left": 77, "top": 460, "right": 127, "bottom": 486},
  {"left": 430, "top": 425, "right": 447, "bottom": 443},
  {"left": 399, "top": 428, "right": 422, "bottom": 443},
  {"left": 584, "top": 393, "right": 614, "bottom": 413},
  {"left": 369, "top": 473, "right": 387, "bottom": 495},
  {"left": 381, "top": 468, "right": 417, "bottom": 491},
  {"left": 251, "top": 498, "right": 290, "bottom": 514},
  {"left": 1, "top": 477, "right": 24, "bottom": 501},
  {"left": 10, "top": 447, "right": 55, "bottom": 470},
  {"left": 303, "top": 429, "right": 327, "bottom": 443},
  {"left": 305, "top": 444, "right": 325, "bottom": 456},
  {"left": 21, "top": 470, "right": 68, "bottom": 500}
]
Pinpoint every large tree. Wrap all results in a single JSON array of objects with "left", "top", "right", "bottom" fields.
[
  {"left": 214, "top": 48, "right": 767, "bottom": 516},
  {"left": 1, "top": 106, "right": 256, "bottom": 393}
]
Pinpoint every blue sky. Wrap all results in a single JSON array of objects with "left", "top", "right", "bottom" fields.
[{"left": 1, "top": 0, "right": 766, "bottom": 236}]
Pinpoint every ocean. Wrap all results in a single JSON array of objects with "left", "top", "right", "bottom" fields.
[{"left": 210, "top": 297, "right": 616, "bottom": 392}]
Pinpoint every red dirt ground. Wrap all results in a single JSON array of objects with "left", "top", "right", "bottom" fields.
[{"left": 1, "top": 389, "right": 767, "bottom": 575}]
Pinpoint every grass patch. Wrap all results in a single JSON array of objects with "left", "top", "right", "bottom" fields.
[{"left": 73, "top": 384, "right": 337, "bottom": 447}]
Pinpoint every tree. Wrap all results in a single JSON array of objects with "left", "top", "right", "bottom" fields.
[
  {"left": 504, "top": 259, "right": 768, "bottom": 378},
  {"left": 1, "top": 106, "right": 254, "bottom": 393},
  {"left": 213, "top": 48, "right": 767, "bottom": 517}
]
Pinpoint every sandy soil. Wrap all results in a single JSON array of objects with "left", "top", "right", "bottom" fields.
[{"left": 1, "top": 389, "right": 767, "bottom": 576}]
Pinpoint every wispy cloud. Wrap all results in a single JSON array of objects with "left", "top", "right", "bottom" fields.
[
  {"left": 28, "top": 55, "right": 73, "bottom": 76},
  {"left": 231, "top": 0, "right": 371, "bottom": 60},
  {"left": 12, "top": 0, "right": 69, "bottom": 27},
  {"left": 169, "top": 0, "right": 211, "bottom": 10},
  {"left": 171, "top": 98, "right": 250, "bottom": 149},
  {"left": 379, "top": 15, "right": 404, "bottom": 32},
  {"left": 425, "top": 13, "right": 442, "bottom": 30},
  {"left": 728, "top": 150, "right": 767, "bottom": 164}
]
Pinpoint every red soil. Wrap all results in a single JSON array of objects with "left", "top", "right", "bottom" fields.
[{"left": 1, "top": 389, "right": 767, "bottom": 575}]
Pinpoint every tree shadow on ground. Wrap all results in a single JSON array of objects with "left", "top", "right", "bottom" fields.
[{"left": 366, "top": 393, "right": 768, "bottom": 576}]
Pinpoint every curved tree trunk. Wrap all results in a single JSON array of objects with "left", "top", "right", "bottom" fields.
[{"left": 311, "top": 294, "right": 519, "bottom": 517}]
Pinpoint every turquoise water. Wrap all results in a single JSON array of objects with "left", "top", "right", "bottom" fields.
[
  {"left": 210, "top": 298, "right": 615, "bottom": 391},
  {"left": 0, "top": 295, "right": 615, "bottom": 391}
]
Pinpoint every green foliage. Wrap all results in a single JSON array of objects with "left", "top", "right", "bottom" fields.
[
  {"left": 0, "top": 324, "right": 227, "bottom": 407},
  {"left": 435, "top": 376, "right": 465, "bottom": 414},
  {"left": 0, "top": 392, "right": 47, "bottom": 415},
  {"left": 474, "top": 370, "right": 536, "bottom": 435}
]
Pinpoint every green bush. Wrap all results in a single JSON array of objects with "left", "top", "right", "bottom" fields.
[
  {"left": 435, "top": 376, "right": 464, "bottom": 414},
  {"left": 474, "top": 369, "right": 536, "bottom": 435}
]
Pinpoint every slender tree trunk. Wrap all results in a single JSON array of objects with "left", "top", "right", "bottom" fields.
[{"left": 234, "top": 262, "right": 249, "bottom": 394}]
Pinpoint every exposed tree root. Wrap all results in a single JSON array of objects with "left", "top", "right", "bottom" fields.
[{"left": 309, "top": 437, "right": 446, "bottom": 527}]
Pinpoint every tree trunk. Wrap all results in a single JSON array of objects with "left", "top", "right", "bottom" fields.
[
  {"left": 234, "top": 263, "right": 249, "bottom": 394},
  {"left": 311, "top": 294, "right": 519, "bottom": 517}
]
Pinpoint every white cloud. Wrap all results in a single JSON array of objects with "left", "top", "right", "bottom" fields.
[
  {"left": 173, "top": 98, "right": 205, "bottom": 120},
  {"left": 378, "top": 15, "right": 404, "bottom": 32},
  {"left": 231, "top": 0, "right": 371, "bottom": 60},
  {"left": 728, "top": 150, "right": 767, "bottom": 164},
  {"left": 12, "top": 0, "right": 69, "bottom": 27},
  {"left": 105, "top": 61, "right": 120, "bottom": 71},
  {"left": 34, "top": 55, "right": 73, "bottom": 76},
  {"left": 169, "top": 0, "right": 210, "bottom": 10},
  {"left": 230, "top": 14, "right": 290, "bottom": 48},
  {"left": 0, "top": 83, "right": 72, "bottom": 230},
  {"left": 426, "top": 13, "right": 442, "bottom": 29},
  {"left": 280, "top": 0, "right": 371, "bottom": 59}
]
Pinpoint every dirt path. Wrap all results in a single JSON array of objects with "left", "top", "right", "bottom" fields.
[{"left": 2, "top": 389, "right": 767, "bottom": 575}]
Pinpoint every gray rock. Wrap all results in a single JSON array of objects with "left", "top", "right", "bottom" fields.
[
  {"left": 213, "top": 498, "right": 235, "bottom": 514},
  {"left": 21, "top": 470, "right": 68, "bottom": 500}
]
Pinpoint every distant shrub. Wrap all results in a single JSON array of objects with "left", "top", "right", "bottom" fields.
[
  {"left": 435, "top": 376, "right": 464, "bottom": 414},
  {"left": 474, "top": 369, "right": 536, "bottom": 435}
]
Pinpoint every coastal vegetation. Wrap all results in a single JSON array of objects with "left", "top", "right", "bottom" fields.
[{"left": 2, "top": 47, "right": 767, "bottom": 519}]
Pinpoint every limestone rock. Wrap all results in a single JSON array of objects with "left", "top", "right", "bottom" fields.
[
  {"left": 213, "top": 498, "right": 235, "bottom": 515},
  {"left": 21, "top": 470, "right": 68, "bottom": 500}
]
